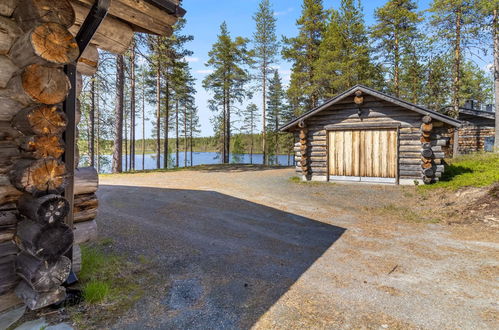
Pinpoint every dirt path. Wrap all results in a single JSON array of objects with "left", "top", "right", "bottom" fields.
[{"left": 96, "top": 167, "right": 499, "bottom": 329}]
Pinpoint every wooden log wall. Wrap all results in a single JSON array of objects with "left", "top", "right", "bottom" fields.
[
  {"left": 0, "top": 0, "right": 99, "bottom": 314},
  {"left": 292, "top": 95, "right": 452, "bottom": 183}
]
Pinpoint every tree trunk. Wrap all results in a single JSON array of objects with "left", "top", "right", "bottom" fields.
[
  {"left": 89, "top": 79, "right": 95, "bottom": 166},
  {"left": 394, "top": 31, "right": 400, "bottom": 97},
  {"left": 9, "top": 23, "right": 78, "bottom": 68},
  {"left": 15, "top": 219, "right": 73, "bottom": 260},
  {"left": 175, "top": 100, "right": 179, "bottom": 167},
  {"left": 15, "top": 281, "right": 65, "bottom": 310},
  {"left": 12, "top": 105, "right": 67, "bottom": 136},
  {"left": 130, "top": 40, "right": 136, "bottom": 171},
  {"left": 163, "top": 79, "right": 169, "bottom": 169},
  {"left": 17, "top": 194, "right": 69, "bottom": 224},
  {"left": 453, "top": 7, "right": 462, "bottom": 117},
  {"left": 494, "top": 8, "right": 499, "bottom": 152},
  {"left": 4, "top": 64, "right": 70, "bottom": 106},
  {"left": 112, "top": 55, "right": 124, "bottom": 173},
  {"left": 184, "top": 106, "right": 187, "bottom": 167},
  {"left": 155, "top": 55, "right": 161, "bottom": 169},
  {"left": 13, "top": 0, "right": 75, "bottom": 31},
  {"left": 142, "top": 77, "right": 146, "bottom": 170},
  {"left": 262, "top": 73, "right": 267, "bottom": 165},
  {"left": 15, "top": 253, "right": 71, "bottom": 292},
  {"left": 10, "top": 158, "right": 66, "bottom": 196}
]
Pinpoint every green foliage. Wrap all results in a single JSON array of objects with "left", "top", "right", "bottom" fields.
[
  {"left": 421, "top": 153, "right": 499, "bottom": 190},
  {"left": 371, "top": 0, "right": 422, "bottom": 96},
  {"left": 266, "top": 70, "right": 287, "bottom": 162},
  {"left": 315, "top": 0, "right": 382, "bottom": 99},
  {"left": 203, "top": 22, "right": 253, "bottom": 163},
  {"left": 459, "top": 60, "right": 494, "bottom": 104},
  {"left": 253, "top": 0, "right": 279, "bottom": 82},
  {"left": 282, "top": 0, "right": 327, "bottom": 114}
]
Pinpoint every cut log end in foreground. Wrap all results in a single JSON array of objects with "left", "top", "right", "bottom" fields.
[
  {"left": 20, "top": 135, "right": 65, "bottom": 159},
  {"left": 10, "top": 158, "right": 66, "bottom": 196},
  {"left": 10, "top": 23, "right": 79, "bottom": 68},
  {"left": 18, "top": 194, "right": 69, "bottom": 224},
  {"left": 14, "top": 64, "right": 70, "bottom": 105},
  {"left": 15, "top": 281, "right": 66, "bottom": 310},
  {"left": 16, "top": 252, "right": 71, "bottom": 292},
  {"left": 12, "top": 105, "right": 68, "bottom": 135},
  {"left": 15, "top": 219, "right": 74, "bottom": 261}
]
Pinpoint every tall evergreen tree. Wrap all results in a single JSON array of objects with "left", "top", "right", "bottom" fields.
[
  {"left": 203, "top": 22, "right": 252, "bottom": 163},
  {"left": 252, "top": 0, "right": 279, "bottom": 165},
  {"left": 371, "top": 0, "right": 422, "bottom": 96},
  {"left": 282, "top": 0, "right": 326, "bottom": 114},
  {"left": 422, "top": 54, "right": 452, "bottom": 111},
  {"left": 429, "top": 0, "right": 478, "bottom": 116},
  {"left": 266, "top": 70, "right": 286, "bottom": 163},
  {"left": 315, "top": 0, "right": 381, "bottom": 99},
  {"left": 241, "top": 103, "right": 259, "bottom": 164}
]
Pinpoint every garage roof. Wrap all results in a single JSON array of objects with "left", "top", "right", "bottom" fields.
[{"left": 280, "top": 85, "right": 462, "bottom": 131}]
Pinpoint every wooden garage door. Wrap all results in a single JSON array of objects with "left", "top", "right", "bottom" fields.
[{"left": 328, "top": 129, "right": 397, "bottom": 182}]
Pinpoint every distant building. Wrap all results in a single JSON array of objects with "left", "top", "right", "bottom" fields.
[{"left": 280, "top": 85, "right": 462, "bottom": 185}]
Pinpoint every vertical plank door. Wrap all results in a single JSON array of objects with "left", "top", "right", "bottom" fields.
[{"left": 329, "top": 129, "right": 397, "bottom": 180}]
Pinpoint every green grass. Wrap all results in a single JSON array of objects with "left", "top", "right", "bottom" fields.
[
  {"left": 79, "top": 243, "right": 142, "bottom": 305},
  {"left": 421, "top": 153, "right": 499, "bottom": 190},
  {"left": 83, "top": 281, "right": 110, "bottom": 303}
]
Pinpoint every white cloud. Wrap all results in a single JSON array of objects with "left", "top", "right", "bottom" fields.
[
  {"left": 196, "top": 69, "right": 213, "bottom": 74},
  {"left": 274, "top": 8, "right": 293, "bottom": 16},
  {"left": 485, "top": 63, "right": 494, "bottom": 72},
  {"left": 184, "top": 56, "right": 200, "bottom": 63}
]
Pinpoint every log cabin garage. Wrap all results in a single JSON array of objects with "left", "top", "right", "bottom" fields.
[
  {"left": 0, "top": 0, "right": 185, "bottom": 322},
  {"left": 281, "top": 85, "right": 462, "bottom": 185}
]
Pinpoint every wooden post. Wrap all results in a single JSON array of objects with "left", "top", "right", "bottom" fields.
[{"left": 453, "top": 128, "right": 460, "bottom": 158}]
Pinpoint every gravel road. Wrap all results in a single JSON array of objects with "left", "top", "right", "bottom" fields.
[{"left": 96, "top": 166, "right": 499, "bottom": 329}]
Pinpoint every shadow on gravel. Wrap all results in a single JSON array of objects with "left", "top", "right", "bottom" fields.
[{"left": 97, "top": 185, "right": 345, "bottom": 329}]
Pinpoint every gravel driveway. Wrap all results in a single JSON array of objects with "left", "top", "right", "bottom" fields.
[{"left": 96, "top": 167, "right": 499, "bottom": 329}]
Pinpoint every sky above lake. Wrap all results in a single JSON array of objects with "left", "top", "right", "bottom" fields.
[{"left": 138, "top": 0, "right": 491, "bottom": 138}]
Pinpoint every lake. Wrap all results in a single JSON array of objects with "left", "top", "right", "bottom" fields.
[{"left": 84, "top": 152, "right": 294, "bottom": 173}]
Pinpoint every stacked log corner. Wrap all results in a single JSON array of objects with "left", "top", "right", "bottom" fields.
[
  {"left": 0, "top": 0, "right": 79, "bottom": 313},
  {"left": 420, "top": 115, "right": 448, "bottom": 184},
  {"left": 295, "top": 122, "right": 311, "bottom": 180}
]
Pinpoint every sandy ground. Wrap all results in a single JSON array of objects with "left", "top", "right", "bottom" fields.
[{"left": 96, "top": 167, "right": 499, "bottom": 329}]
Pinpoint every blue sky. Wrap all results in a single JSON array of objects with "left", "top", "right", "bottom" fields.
[{"left": 142, "top": 0, "right": 499, "bottom": 138}]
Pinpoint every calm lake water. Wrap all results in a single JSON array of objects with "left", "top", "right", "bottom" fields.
[{"left": 85, "top": 152, "right": 293, "bottom": 173}]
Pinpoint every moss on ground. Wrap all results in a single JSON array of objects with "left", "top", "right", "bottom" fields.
[{"left": 421, "top": 153, "right": 499, "bottom": 191}]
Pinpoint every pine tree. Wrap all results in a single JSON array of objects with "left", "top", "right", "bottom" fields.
[
  {"left": 203, "top": 22, "right": 252, "bottom": 163},
  {"left": 429, "top": 0, "right": 478, "bottom": 116},
  {"left": 241, "top": 103, "right": 259, "bottom": 164},
  {"left": 476, "top": 0, "right": 499, "bottom": 151},
  {"left": 252, "top": 0, "right": 279, "bottom": 165},
  {"left": 282, "top": 0, "right": 326, "bottom": 114},
  {"left": 371, "top": 0, "right": 422, "bottom": 96},
  {"left": 266, "top": 70, "right": 286, "bottom": 164},
  {"left": 459, "top": 60, "right": 493, "bottom": 105},
  {"left": 112, "top": 54, "right": 124, "bottom": 173},
  {"left": 422, "top": 54, "right": 452, "bottom": 111},
  {"left": 315, "top": 0, "right": 381, "bottom": 99}
]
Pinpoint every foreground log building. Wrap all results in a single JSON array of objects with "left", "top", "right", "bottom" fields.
[
  {"left": 281, "top": 85, "right": 463, "bottom": 185},
  {"left": 0, "top": 0, "right": 184, "bottom": 321}
]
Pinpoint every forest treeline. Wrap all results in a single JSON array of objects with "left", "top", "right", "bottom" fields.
[{"left": 77, "top": 0, "right": 498, "bottom": 173}]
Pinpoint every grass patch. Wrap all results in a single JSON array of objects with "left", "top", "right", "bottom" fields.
[
  {"left": 421, "top": 153, "right": 499, "bottom": 191},
  {"left": 289, "top": 176, "right": 302, "bottom": 183},
  {"left": 83, "top": 281, "right": 110, "bottom": 303},
  {"left": 69, "top": 242, "right": 155, "bottom": 327}
]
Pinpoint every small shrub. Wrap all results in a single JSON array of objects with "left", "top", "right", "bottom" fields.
[{"left": 84, "top": 281, "right": 110, "bottom": 303}]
